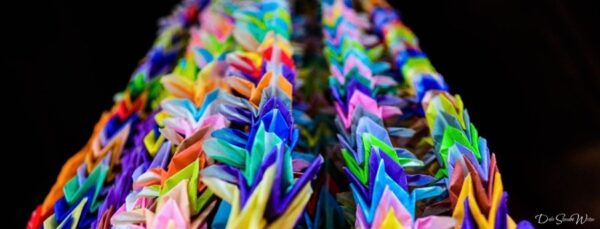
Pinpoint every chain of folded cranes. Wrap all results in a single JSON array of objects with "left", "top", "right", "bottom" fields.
[{"left": 27, "top": 0, "right": 533, "bottom": 228}]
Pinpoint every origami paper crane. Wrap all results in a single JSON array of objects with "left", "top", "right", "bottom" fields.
[{"left": 28, "top": 0, "right": 532, "bottom": 228}]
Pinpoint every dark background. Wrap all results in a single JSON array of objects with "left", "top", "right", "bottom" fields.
[{"left": 8, "top": 0, "right": 599, "bottom": 228}]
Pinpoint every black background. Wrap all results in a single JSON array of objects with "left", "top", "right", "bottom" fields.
[{"left": 7, "top": 0, "right": 600, "bottom": 228}]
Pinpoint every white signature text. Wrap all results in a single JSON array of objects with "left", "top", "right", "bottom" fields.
[{"left": 534, "top": 213, "right": 595, "bottom": 225}]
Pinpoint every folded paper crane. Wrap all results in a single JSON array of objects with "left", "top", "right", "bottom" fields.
[{"left": 28, "top": 0, "right": 532, "bottom": 228}]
